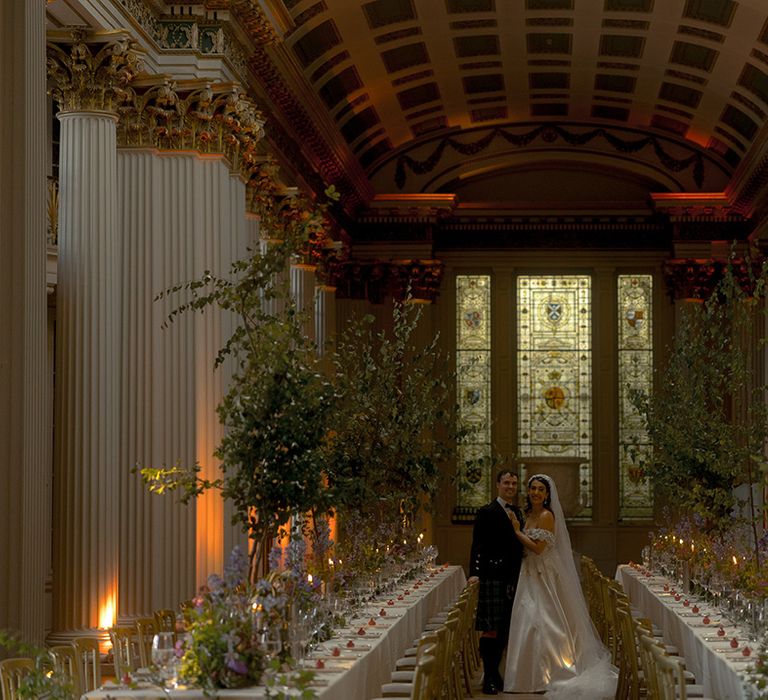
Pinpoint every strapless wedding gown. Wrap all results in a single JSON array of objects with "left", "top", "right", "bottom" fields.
[{"left": 503, "top": 528, "right": 615, "bottom": 699}]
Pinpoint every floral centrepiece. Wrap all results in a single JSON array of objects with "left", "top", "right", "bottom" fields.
[{"left": 180, "top": 547, "right": 265, "bottom": 689}]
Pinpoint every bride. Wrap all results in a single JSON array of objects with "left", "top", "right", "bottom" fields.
[{"left": 503, "top": 474, "right": 616, "bottom": 699}]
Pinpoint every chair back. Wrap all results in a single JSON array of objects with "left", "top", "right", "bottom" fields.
[
  {"left": 72, "top": 636, "right": 102, "bottom": 691},
  {"left": 638, "top": 633, "right": 661, "bottom": 700},
  {"left": 109, "top": 626, "right": 141, "bottom": 678},
  {"left": 49, "top": 645, "right": 81, "bottom": 697},
  {"left": 153, "top": 609, "right": 176, "bottom": 637},
  {"left": 135, "top": 617, "right": 158, "bottom": 668},
  {"left": 412, "top": 645, "right": 436, "bottom": 700},
  {"left": 0, "top": 658, "right": 34, "bottom": 700},
  {"left": 615, "top": 602, "right": 641, "bottom": 700},
  {"left": 652, "top": 644, "right": 688, "bottom": 700}
]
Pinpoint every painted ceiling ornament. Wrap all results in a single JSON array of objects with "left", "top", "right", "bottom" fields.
[{"left": 47, "top": 28, "right": 143, "bottom": 114}]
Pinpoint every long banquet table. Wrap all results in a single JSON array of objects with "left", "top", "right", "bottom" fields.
[
  {"left": 617, "top": 564, "right": 753, "bottom": 700},
  {"left": 82, "top": 564, "right": 466, "bottom": 700}
]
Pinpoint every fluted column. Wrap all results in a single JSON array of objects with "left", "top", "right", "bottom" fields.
[
  {"left": 114, "top": 81, "right": 262, "bottom": 602},
  {"left": 48, "top": 31, "right": 140, "bottom": 640},
  {"left": 0, "top": 0, "right": 49, "bottom": 644},
  {"left": 291, "top": 263, "right": 317, "bottom": 341},
  {"left": 315, "top": 285, "right": 337, "bottom": 361}
]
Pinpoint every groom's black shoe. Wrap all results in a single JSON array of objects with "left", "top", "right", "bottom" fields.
[{"left": 479, "top": 637, "right": 499, "bottom": 695}]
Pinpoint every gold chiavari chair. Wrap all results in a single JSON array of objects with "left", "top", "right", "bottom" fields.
[
  {"left": 49, "top": 644, "right": 81, "bottom": 698},
  {"left": 109, "top": 626, "right": 142, "bottom": 679},
  {"left": 72, "top": 636, "right": 102, "bottom": 692},
  {"left": 153, "top": 609, "right": 177, "bottom": 637},
  {"left": 135, "top": 617, "right": 158, "bottom": 668},
  {"left": 0, "top": 658, "right": 34, "bottom": 700}
]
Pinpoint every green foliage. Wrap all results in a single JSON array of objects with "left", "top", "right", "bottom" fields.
[
  {"left": 139, "top": 179, "right": 455, "bottom": 581},
  {"left": 0, "top": 631, "right": 73, "bottom": 700},
  {"left": 629, "top": 255, "right": 768, "bottom": 530},
  {"left": 326, "top": 300, "right": 457, "bottom": 544},
  {"left": 140, "top": 187, "right": 339, "bottom": 578}
]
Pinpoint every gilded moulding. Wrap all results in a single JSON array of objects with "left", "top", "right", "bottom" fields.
[
  {"left": 47, "top": 28, "right": 143, "bottom": 114},
  {"left": 115, "top": 79, "right": 265, "bottom": 177}
]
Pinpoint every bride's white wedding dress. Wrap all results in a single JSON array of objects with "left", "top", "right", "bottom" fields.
[{"left": 503, "top": 476, "right": 616, "bottom": 699}]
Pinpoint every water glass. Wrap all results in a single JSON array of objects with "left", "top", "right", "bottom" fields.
[{"left": 151, "top": 632, "right": 177, "bottom": 688}]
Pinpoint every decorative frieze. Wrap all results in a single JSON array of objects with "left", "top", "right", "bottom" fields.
[
  {"left": 47, "top": 28, "right": 143, "bottom": 114},
  {"left": 115, "top": 79, "right": 264, "bottom": 176}
]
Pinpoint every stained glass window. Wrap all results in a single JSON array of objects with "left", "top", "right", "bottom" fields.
[
  {"left": 618, "top": 275, "right": 654, "bottom": 519},
  {"left": 456, "top": 275, "right": 492, "bottom": 510},
  {"left": 517, "top": 275, "right": 592, "bottom": 516}
]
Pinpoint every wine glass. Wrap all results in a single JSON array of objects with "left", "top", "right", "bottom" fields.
[
  {"left": 151, "top": 632, "right": 177, "bottom": 688},
  {"left": 260, "top": 626, "right": 282, "bottom": 669}
]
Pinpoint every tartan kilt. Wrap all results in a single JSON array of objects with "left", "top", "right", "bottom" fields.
[{"left": 475, "top": 578, "right": 514, "bottom": 633}]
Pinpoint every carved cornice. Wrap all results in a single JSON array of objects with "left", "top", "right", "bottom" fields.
[
  {"left": 247, "top": 43, "right": 367, "bottom": 213},
  {"left": 116, "top": 79, "right": 264, "bottom": 176},
  {"left": 334, "top": 259, "right": 445, "bottom": 304},
  {"left": 47, "top": 29, "right": 143, "bottom": 114}
]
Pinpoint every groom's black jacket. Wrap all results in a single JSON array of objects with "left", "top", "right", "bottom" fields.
[{"left": 469, "top": 500, "right": 523, "bottom": 583}]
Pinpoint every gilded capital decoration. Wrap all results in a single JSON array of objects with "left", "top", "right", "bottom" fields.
[
  {"left": 246, "top": 161, "right": 343, "bottom": 268},
  {"left": 115, "top": 79, "right": 265, "bottom": 176},
  {"left": 662, "top": 256, "right": 765, "bottom": 301},
  {"left": 662, "top": 259, "right": 721, "bottom": 301},
  {"left": 47, "top": 28, "right": 142, "bottom": 114},
  {"left": 391, "top": 259, "right": 444, "bottom": 303}
]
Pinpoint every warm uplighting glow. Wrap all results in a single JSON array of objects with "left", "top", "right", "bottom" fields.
[
  {"left": 328, "top": 558, "right": 334, "bottom": 567},
  {"left": 307, "top": 574, "right": 313, "bottom": 584},
  {"left": 98, "top": 596, "right": 116, "bottom": 629},
  {"left": 733, "top": 555, "right": 739, "bottom": 566}
]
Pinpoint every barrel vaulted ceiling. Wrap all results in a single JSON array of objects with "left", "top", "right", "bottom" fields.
[{"left": 46, "top": 0, "right": 768, "bottom": 232}]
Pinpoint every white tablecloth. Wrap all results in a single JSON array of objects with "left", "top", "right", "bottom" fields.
[
  {"left": 616, "top": 564, "right": 751, "bottom": 700},
  {"left": 82, "top": 565, "right": 466, "bottom": 700}
]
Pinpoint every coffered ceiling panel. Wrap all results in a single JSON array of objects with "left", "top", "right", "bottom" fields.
[{"left": 265, "top": 0, "right": 768, "bottom": 199}]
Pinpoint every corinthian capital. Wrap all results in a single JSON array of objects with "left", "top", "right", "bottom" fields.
[
  {"left": 47, "top": 28, "right": 142, "bottom": 114},
  {"left": 116, "top": 79, "right": 265, "bottom": 176}
]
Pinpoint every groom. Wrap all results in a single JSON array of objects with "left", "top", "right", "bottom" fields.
[{"left": 468, "top": 470, "right": 524, "bottom": 695}]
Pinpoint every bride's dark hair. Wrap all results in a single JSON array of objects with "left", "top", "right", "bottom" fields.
[{"left": 524, "top": 474, "right": 554, "bottom": 516}]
